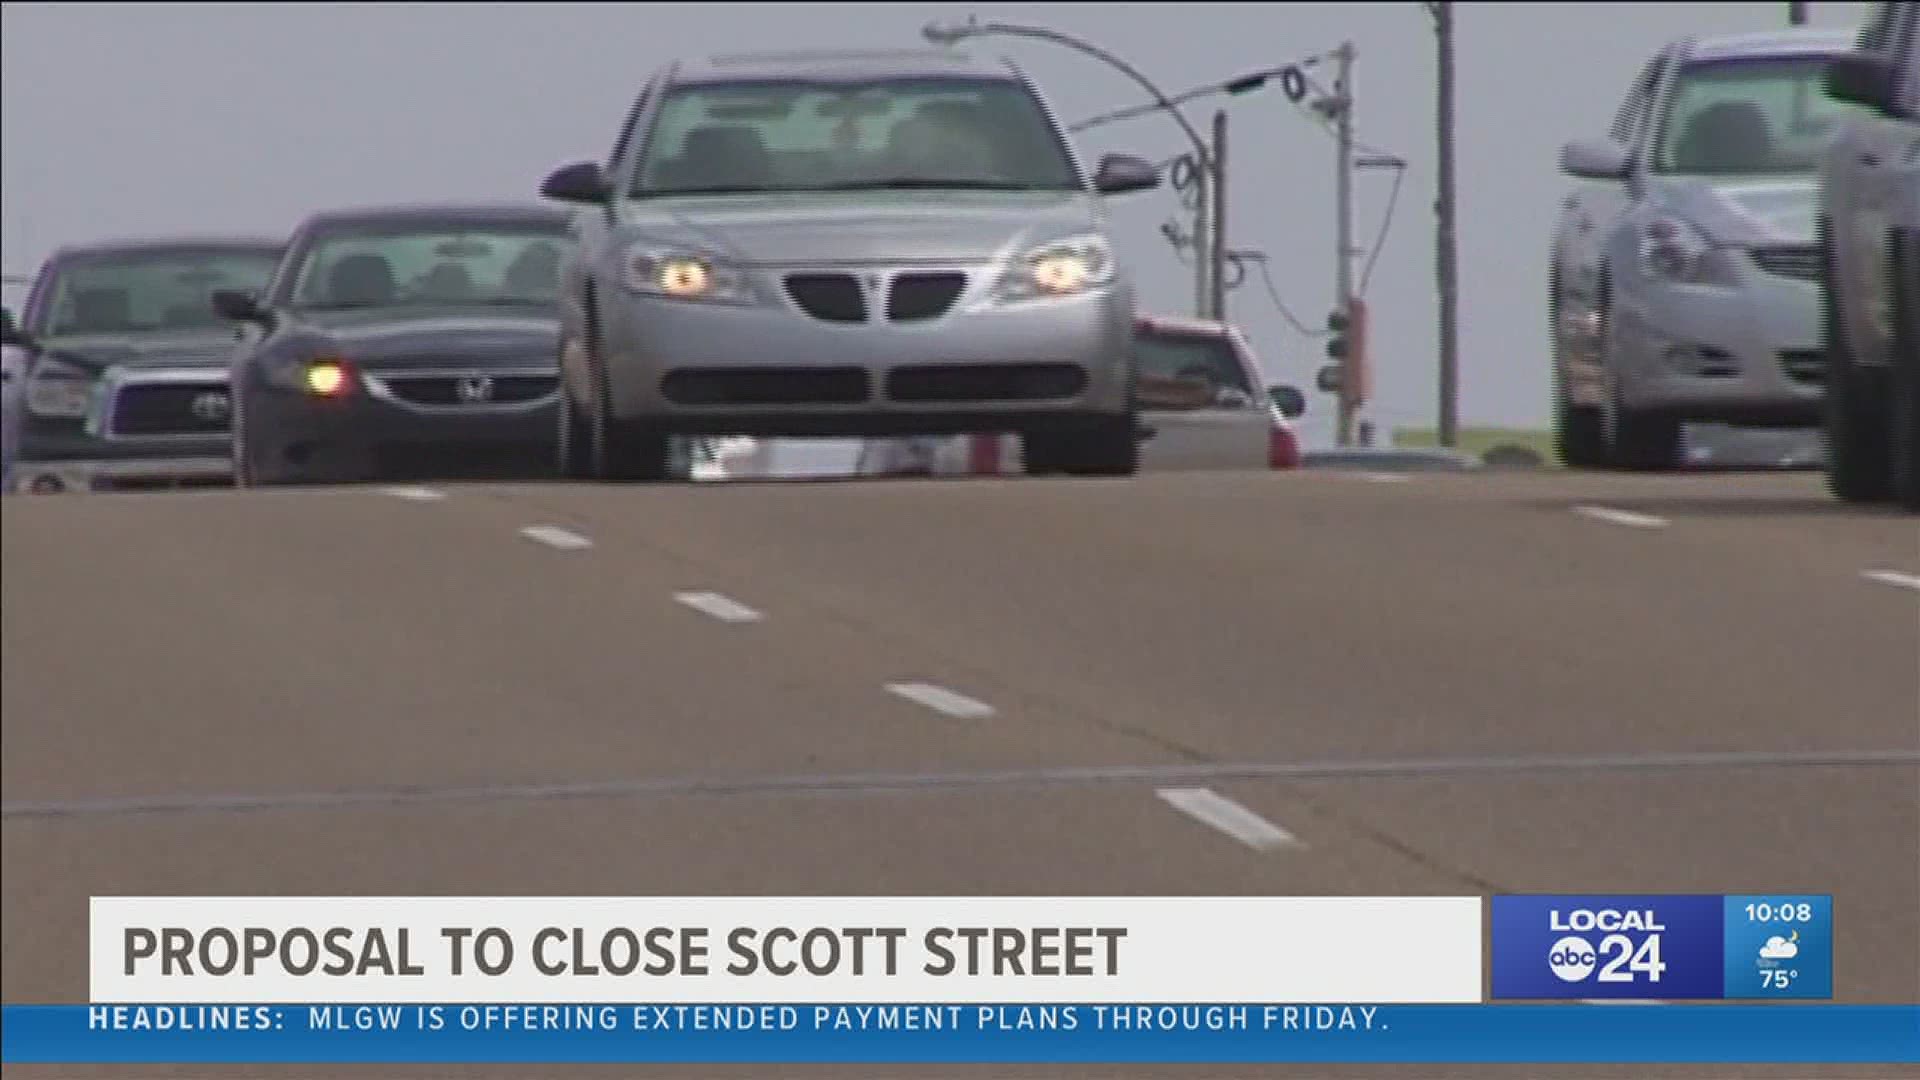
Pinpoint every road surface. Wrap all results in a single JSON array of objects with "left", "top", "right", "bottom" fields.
[{"left": 3, "top": 468, "right": 1916, "bottom": 1079}]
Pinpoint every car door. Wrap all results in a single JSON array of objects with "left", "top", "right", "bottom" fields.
[{"left": 1134, "top": 324, "right": 1270, "bottom": 471}]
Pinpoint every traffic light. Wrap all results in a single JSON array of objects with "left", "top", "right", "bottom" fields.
[{"left": 1322, "top": 300, "right": 1370, "bottom": 406}]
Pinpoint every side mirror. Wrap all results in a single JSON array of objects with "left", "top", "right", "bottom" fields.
[
  {"left": 1267, "top": 384, "right": 1306, "bottom": 420},
  {"left": 1092, "top": 153, "right": 1162, "bottom": 195},
  {"left": 1560, "top": 137, "right": 1632, "bottom": 181},
  {"left": 541, "top": 160, "right": 613, "bottom": 204},
  {"left": 210, "top": 288, "right": 270, "bottom": 326},
  {"left": 1825, "top": 53, "right": 1900, "bottom": 115},
  {"left": 0, "top": 307, "right": 26, "bottom": 348}
]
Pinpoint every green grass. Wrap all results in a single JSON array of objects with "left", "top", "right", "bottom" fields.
[{"left": 1393, "top": 426, "right": 1559, "bottom": 466}]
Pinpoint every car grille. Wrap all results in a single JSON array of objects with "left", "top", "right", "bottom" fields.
[
  {"left": 109, "top": 382, "right": 231, "bottom": 437},
  {"left": 377, "top": 373, "right": 557, "bottom": 407},
  {"left": 886, "top": 363, "right": 1088, "bottom": 403},
  {"left": 661, "top": 367, "right": 871, "bottom": 406},
  {"left": 1751, "top": 246, "right": 1822, "bottom": 283},
  {"left": 886, "top": 272, "right": 968, "bottom": 322},
  {"left": 1779, "top": 350, "right": 1824, "bottom": 385},
  {"left": 784, "top": 274, "right": 868, "bottom": 323}
]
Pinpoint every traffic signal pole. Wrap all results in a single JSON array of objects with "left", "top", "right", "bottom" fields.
[{"left": 1332, "top": 41, "right": 1358, "bottom": 447}]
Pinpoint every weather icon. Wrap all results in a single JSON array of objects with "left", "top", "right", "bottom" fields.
[{"left": 1759, "top": 932, "right": 1800, "bottom": 961}]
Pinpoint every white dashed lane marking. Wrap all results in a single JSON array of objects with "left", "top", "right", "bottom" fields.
[
  {"left": 675, "top": 591, "right": 765, "bottom": 623},
  {"left": 1572, "top": 505, "right": 1669, "bottom": 530},
  {"left": 884, "top": 682, "right": 997, "bottom": 720},
  {"left": 519, "top": 525, "right": 593, "bottom": 551},
  {"left": 1360, "top": 472, "right": 1411, "bottom": 484},
  {"left": 1156, "top": 787, "right": 1303, "bottom": 852},
  {"left": 1862, "top": 569, "right": 1920, "bottom": 593},
  {"left": 381, "top": 486, "right": 446, "bottom": 502}
]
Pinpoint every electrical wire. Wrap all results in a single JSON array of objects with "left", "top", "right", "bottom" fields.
[
  {"left": 1358, "top": 162, "right": 1407, "bottom": 297},
  {"left": 1238, "top": 254, "right": 1327, "bottom": 339}
]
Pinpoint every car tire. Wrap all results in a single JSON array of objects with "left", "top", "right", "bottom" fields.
[
  {"left": 581, "top": 302, "right": 670, "bottom": 484},
  {"left": 1594, "top": 274, "right": 1682, "bottom": 472},
  {"left": 556, "top": 362, "right": 593, "bottom": 480},
  {"left": 1889, "top": 229, "right": 1920, "bottom": 512},
  {"left": 1551, "top": 280, "right": 1607, "bottom": 469},
  {"left": 230, "top": 400, "right": 257, "bottom": 489},
  {"left": 1820, "top": 216, "right": 1893, "bottom": 504}
]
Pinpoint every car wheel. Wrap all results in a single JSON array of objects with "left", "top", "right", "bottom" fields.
[
  {"left": 1551, "top": 277, "right": 1607, "bottom": 468},
  {"left": 1064, "top": 412, "right": 1141, "bottom": 477},
  {"left": 555, "top": 354, "right": 593, "bottom": 480},
  {"left": 230, "top": 401, "right": 256, "bottom": 489},
  {"left": 1820, "top": 216, "right": 1893, "bottom": 503},
  {"left": 1594, "top": 280, "right": 1682, "bottom": 472},
  {"left": 582, "top": 308, "right": 670, "bottom": 484},
  {"left": 1889, "top": 229, "right": 1920, "bottom": 512}
]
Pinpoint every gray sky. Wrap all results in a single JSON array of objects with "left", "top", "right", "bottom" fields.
[{"left": 0, "top": 1, "right": 1869, "bottom": 446}]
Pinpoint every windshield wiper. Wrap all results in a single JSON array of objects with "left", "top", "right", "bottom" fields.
[
  {"left": 638, "top": 185, "right": 778, "bottom": 197},
  {"left": 297, "top": 301, "right": 384, "bottom": 312}
]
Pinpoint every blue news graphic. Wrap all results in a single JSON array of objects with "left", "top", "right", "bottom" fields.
[
  {"left": 1722, "top": 895, "right": 1834, "bottom": 1000},
  {"left": 1491, "top": 895, "right": 1724, "bottom": 1000},
  {"left": 2, "top": 1004, "right": 1917, "bottom": 1064}
]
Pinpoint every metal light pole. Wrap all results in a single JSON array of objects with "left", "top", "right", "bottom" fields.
[
  {"left": 1210, "top": 109, "right": 1229, "bottom": 322},
  {"left": 1331, "top": 41, "right": 1359, "bottom": 447},
  {"left": 1433, "top": 3, "right": 1461, "bottom": 450}
]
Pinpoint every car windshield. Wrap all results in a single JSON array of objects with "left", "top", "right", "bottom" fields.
[
  {"left": 289, "top": 226, "right": 571, "bottom": 311},
  {"left": 1651, "top": 55, "right": 1861, "bottom": 176},
  {"left": 40, "top": 249, "right": 279, "bottom": 336},
  {"left": 632, "top": 77, "right": 1082, "bottom": 196},
  {"left": 1134, "top": 329, "right": 1256, "bottom": 410}
]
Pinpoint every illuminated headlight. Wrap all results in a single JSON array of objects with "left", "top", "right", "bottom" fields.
[
  {"left": 25, "top": 358, "right": 96, "bottom": 418},
  {"left": 1639, "top": 217, "right": 1740, "bottom": 287},
  {"left": 620, "top": 246, "right": 753, "bottom": 304},
  {"left": 994, "top": 234, "right": 1116, "bottom": 303}
]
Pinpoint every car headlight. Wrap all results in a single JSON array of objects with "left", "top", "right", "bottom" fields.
[
  {"left": 992, "top": 234, "right": 1117, "bottom": 303},
  {"left": 620, "top": 246, "right": 754, "bottom": 304},
  {"left": 1639, "top": 217, "right": 1740, "bottom": 287},
  {"left": 25, "top": 358, "right": 97, "bottom": 418}
]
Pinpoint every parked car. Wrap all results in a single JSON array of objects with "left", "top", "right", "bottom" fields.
[
  {"left": 1549, "top": 29, "right": 1861, "bottom": 470},
  {"left": 1817, "top": 1, "right": 1920, "bottom": 510},
  {"left": 537, "top": 48, "right": 1163, "bottom": 482},
  {"left": 1, "top": 237, "right": 282, "bottom": 492},
  {"left": 215, "top": 204, "right": 572, "bottom": 486},
  {"left": 857, "top": 314, "right": 1306, "bottom": 476}
]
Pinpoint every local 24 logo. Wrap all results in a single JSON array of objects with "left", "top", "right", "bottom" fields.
[{"left": 1545, "top": 906, "right": 1667, "bottom": 985}]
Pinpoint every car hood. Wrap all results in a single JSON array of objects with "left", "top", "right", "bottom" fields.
[
  {"left": 618, "top": 190, "right": 1104, "bottom": 266},
  {"left": 295, "top": 307, "right": 559, "bottom": 368},
  {"left": 35, "top": 329, "right": 238, "bottom": 372},
  {"left": 1647, "top": 175, "right": 1817, "bottom": 248}
]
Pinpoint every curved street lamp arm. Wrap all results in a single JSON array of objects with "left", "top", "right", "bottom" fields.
[{"left": 945, "top": 21, "right": 1213, "bottom": 173}]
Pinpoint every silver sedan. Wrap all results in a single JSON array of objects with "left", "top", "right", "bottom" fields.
[{"left": 539, "top": 48, "right": 1164, "bottom": 481}]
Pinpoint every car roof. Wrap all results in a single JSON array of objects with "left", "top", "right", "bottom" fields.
[
  {"left": 670, "top": 48, "right": 1017, "bottom": 86},
  {"left": 1680, "top": 28, "right": 1857, "bottom": 62},
  {"left": 298, "top": 203, "right": 573, "bottom": 232},
  {"left": 48, "top": 236, "right": 285, "bottom": 263}
]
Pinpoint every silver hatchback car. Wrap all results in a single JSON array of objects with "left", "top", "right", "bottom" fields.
[{"left": 538, "top": 48, "right": 1163, "bottom": 481}]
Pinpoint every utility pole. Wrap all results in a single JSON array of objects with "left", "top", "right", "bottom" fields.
[
  {"left": 1332, "top": 40, "right": 1358, "bottom": 447},
  {"left": 1191, "top": 163, "right": 1211, "bottom": 319},
  {"left": 1210, "top": 109, "right": 1229, "bottom": 322},
  {"left": 1788, "top": 1, "right": 1808, "bottom": 25},
  {"left": 1435, "top": 4, "right": 1461, "bottom": 450}
]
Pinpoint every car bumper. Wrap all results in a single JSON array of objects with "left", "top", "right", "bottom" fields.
[
  {"left": 242, "top": 384, "right": 557, "bottom": 483},
  {"left": 1609, "top": 271, "right": 1823, "bottom": 425},
  {"left": 14, "top": 422, "right": 232, "bottom": 492},
  {"left": 589, "top": 283, "right": 1136, "bottom": 436}
]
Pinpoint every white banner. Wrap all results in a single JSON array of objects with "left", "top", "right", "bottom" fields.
[{"left": 91, "top": 896, "right": 1483, "bottom": 1004}]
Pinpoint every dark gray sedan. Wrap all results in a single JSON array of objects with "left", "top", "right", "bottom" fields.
[{"left": 215, "top": 204, "right": 573, "bottom": 486}]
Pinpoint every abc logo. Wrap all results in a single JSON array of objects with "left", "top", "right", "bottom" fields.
[{"left": 1548, "top": 935, "right": 1597, "bottom": 982}]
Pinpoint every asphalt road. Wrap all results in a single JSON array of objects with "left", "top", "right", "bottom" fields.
[{"left": 3, "top": 468, "right": 1916, "bottom": 1080}]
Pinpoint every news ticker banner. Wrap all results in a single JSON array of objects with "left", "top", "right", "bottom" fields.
[{"left": 4, "top": 1006, "right": 1916, "bottom": 1064}]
